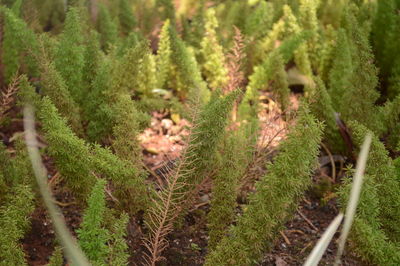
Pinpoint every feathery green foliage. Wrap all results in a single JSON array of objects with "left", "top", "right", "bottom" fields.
[
  {"left": 298, "top": 0, "right": 320, "bottom": 67},
  {"left": 38, "top": 97, "right": 95, "bottom": 201},
  {"left": 327, "top": 28, "right": 353, "bottom": 109},
  {"left": 10, "top": 0, "right": 22, "bottom": 17},
  {"left": 169, "top": 26, "right": 209, "bottom": 103},
  {"left": 108, "top": 213, "right": 129, "bottom": 266},
  {"left": 157, "top": 0, "right": 175, "bottom": 25},
  {"left": 206, "top": 106, "right": 323, "bottom": 265},
  {"left": 349, "top": 218, "right": 400, "bottom": 265},
  {"left": 118, "top": 0, "right": 136, "bottom": 35},
  {"left": 82, "top": 30, "right": 102, "bottom": 94},
  {"left": 200, "top": 8, "right": 228, "bottom": 90},
  {"left": 0, "top": 184, "right": 35, "bottom": 265},
  {"left": 340, "top": 6, "right": 381, "bottom": 132},
  {"left": 239, "top": 48, "right": 293, "bottom": 121},
  {"left": 54, "top": 7, "right": 85, "bottom": 105},
  {"left": 349, "top": 121, "right": 400, "bottom": 241},
  {"left": 309, "top": 77, "right": 345, "bottom": 152},
  {"left": 382, "top": 95, "right": 400, "bottom": 150},
  {"left": 110, "top": 93, "right": 143, "bottom": 168},
  {"left": 243, "top": 1, "right": 273, "bottom": 39},
  {"left": 156, "top": 19, "right": 172, "bottom": 89},
  {"left": 78, "top": 179, "right": 109, "bottom": 265},
  {"left": 182, "top": 89, "right": 240, "bottom": 189},
  {"left": 3, "top": 1, "right": 400, "bottom": 264},
  {"left": 1, "top": 6, "right": 39, "bottom": 84},
  {"left": 85, "top": 57, "right": 114, "bottom": 142},
  {"left": 38, "top": 52, "right": 83, "bottom": 135},
  {"left": 48, "top": 246, "right": 64, "bottom": 266},
  {"left": 371, "top": 0, "right": 399, "bottom": 81},
  {"left": 97, "top": 3, "right": 119, "bottom": 52},
  {"left": 90, "top": 144, "right": 150, "bottom": 214},
  {"left": 38, "top": 97, "right": 149, "bottom": 212},
  {"left": 283, "top": 5, "right": 313, "bottom": 77},
  {"left": 207, "top": 130, "right": 250, "bottom": 251},
  {"left": 270, "top": 52, "right": 290, "bottom": 113}
]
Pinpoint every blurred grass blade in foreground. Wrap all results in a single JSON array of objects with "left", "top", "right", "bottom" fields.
[
  {"left": 23, "top": 104, "right": 91, "bottom": 266},
  {"left": 334, "top": 134, "right": 372, "bottom": 265},
  {"left": 303, "top": 213, "right": 344, "bottom": 266},
  {"left": 304, "top": 134, "right": 372, "bottom": 266}
]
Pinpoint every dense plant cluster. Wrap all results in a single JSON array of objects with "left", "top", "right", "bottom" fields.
[{"left": 1, "top": 0, "right": 400, "bottom": 265}]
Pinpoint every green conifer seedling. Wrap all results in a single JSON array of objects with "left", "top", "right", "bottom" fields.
[
  {"left": 1, "top": 6, "right": 39, "bottom": 84},
  {"left": 200, "top": 8, "right": 228, "bottom": 90},
  {"left": 156, "top": 19, "right": 172, "bottom": 90},
  {"left": 38, "top": 97, "right": 95, "bottom": 201},
  {"left": 340, "top": 7, "right": 381, "bottom": 132},
  {"left": 327, "top": 28, "right": 353, "bottom": 109},
  {"left": 309, "top": 77, "right": 345, "bottom": 153},
  {"left": 77, "top": 179, "right": 109, "bottom": 265},
  {"left": 207, "top": 131, "right": 250, "bottom": 250},
  {"left": 38, "top": 57, "right": 83, "bottom": 136},
  {"left": 118, "top": 0, "right": 136, "bottom": 35},
  {"left": 183, "top": 89, "right": 241, "bottom": 189},
  {"left": 206, "top": 106, "right": 323, "bottom": 265},
  {"left": 283, "top": 5, "right": 313, "bottom": 77},
  {"left": 371, "top": 0, "right": 398, "bottom": 80},
  {"left": 108, "top": 213, "right": 129, "bottom": 266},
  {"left": 0, "top": 184, "right": 35, "bottom": 265},
  {"left": 349, "top": 121, "right": 400, "bottom": 242},
  {"left": 169, "top": 26, "right": 210, "bottom": 103},
  {"left": 54, "top": 7, "right": 85, "bottom": 105},
  {"left": 97, "top": 3, "right": 119, "bottom": 52},
  {"left": 156, "top": 0, "right": 175, "bottom": 25},
  {"left": 37, "top": 96, "right": 149, "bottom": 212}
]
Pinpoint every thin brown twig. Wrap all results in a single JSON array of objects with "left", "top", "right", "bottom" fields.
[
  {"left": 297, "top": 209, "right": 319, "bottom": 232},
  {"left": 280, "top": 231, "right": 291, "bottom": 245},
  {"left": 300, "top": 241, "right": 314, "bottom": 254},
  {"left": 53, "top": 200, "right": 76, "bottom": 207},
  {"left": 320, "top": 142, "right": 336, "bottom": 183},
  {"left": 0, "top": 74, "right": 21, "bottom": 120}
]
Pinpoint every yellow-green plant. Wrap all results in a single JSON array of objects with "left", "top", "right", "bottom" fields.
[
  {"left": 200, "top": 8, "right": 228, "bottom": 90},
  {"left": 156, "top": 19, "right": 172, "bottom": 90}
]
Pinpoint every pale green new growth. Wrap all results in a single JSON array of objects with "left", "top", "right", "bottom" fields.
[
  {"left": 200, "top": 8, "right": 228, "bottom": 90},
  {"left": 156, "top": 20, "right": 172, "bottom": 89}
]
